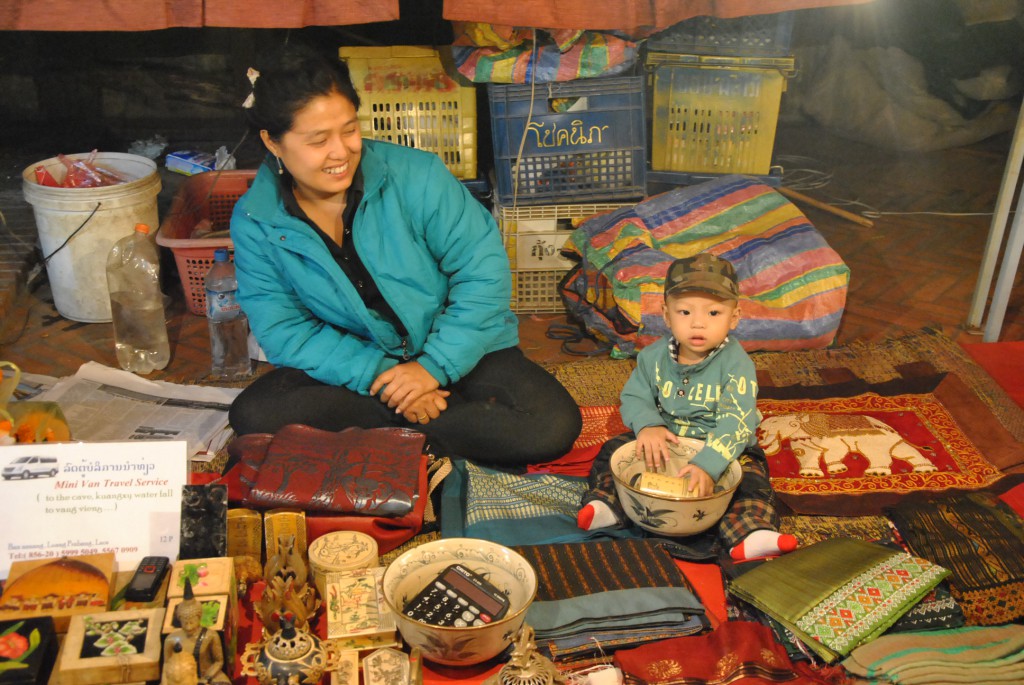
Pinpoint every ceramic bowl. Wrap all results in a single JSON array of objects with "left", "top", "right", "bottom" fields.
[
  {"left": 610, "top": 437, "right": 742, "bottom": 536},
  {"left": 381, "top": 538, "right": 537, "bottom": 666}
]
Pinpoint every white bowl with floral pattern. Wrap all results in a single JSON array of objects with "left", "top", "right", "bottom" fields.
[
  {"left": 610, "top": 437, "right": 742, "bottom": 536},
  {"left": 381, "top": 537, "right": 537, "bottom": 666}
]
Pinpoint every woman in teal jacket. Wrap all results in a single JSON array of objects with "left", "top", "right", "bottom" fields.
[{"left": 227, "top": 44, "right": 581, "bottom": 465}]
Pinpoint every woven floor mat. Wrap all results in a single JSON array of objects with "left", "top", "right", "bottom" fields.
[{"left": 547, "top": 327, "right": 1024, "bottom": 443}]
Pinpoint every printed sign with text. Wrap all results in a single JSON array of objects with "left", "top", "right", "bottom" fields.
[{"left": 0, "top": 440, "right": 187, "bottom": 580}]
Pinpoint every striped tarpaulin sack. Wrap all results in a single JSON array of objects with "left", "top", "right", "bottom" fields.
[{"left": 561, "top": 175, "right": 850, "bottom": 358}]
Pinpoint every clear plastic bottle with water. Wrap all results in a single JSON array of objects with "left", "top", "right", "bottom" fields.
[
  {"left": 206, "top": 248, "right": 252, "bottom": 380},
  {"left": 106, "top": 223, "right": 171, "bottom": 373}
]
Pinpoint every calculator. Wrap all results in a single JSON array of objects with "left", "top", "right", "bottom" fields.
[{"left": 402, "top": 564, "right": 510, "bottom": 627}]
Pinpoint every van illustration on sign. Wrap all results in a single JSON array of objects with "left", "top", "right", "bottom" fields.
[{"left": 2, "top": 456, "right": 59, "bottom": 480}]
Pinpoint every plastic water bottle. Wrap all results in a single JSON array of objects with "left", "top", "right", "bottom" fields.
[
  {"left": 106, "top": 223, "right": 171, "bottom": 373},
  {"left": 205, "top": 248, "right": 252, "bottom": 380}
]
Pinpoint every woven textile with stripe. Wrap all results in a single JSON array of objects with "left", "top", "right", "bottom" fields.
[{"left": 886, "top": 492, "right": 1024, "bottom": 626}]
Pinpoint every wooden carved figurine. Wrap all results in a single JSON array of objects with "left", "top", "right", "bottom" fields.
[
  {"left": 264, "top": 534, "right": 307, "bottom": 587},
  {"left": 163, "top": 579, "right": 231, "bottom": 685},
  {"left": 253, "top": 575, "right": 319, "bottom": 636},
  {"left": 162, "top": 640, "right": 199, "bottom": 685}
]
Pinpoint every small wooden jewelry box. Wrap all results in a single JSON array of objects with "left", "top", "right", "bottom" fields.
[
  {"left": 162, "top": 594, "right": 228, "bottom": 634},
  {"left": 328, "top": 650, "right": 360, "bottom": 685},
  {"left": 636, "top": 472, "right": 694, "bottom": 497},
  {"left": 166, "top": 557, "right": 235, "bottom": 600},
  {"left": 362, "top": 648, "right": 409, "bottom": 685},
  {"left": 57, "top": 608, "right": 163, "bottom": 685},
  {"left": 226, "top": 508, "right": 262, "bottom": 561},
  {"left": 0, "top": 616, "right": 58, "bottom": 685},
  {"left": 324, "top": 567, "right": 395, "bottom": 641},
  {"left": 0, "top": 553, "right": 116, "bottom": 633},
  {"left": 308, "top": 531, "right": 378, "bottom": 600}
]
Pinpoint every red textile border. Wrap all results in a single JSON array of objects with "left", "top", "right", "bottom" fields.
[{"left": 442, "top": 0, "right": 876, "bottom": 32}]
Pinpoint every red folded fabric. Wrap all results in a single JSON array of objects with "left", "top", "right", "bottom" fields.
[
  {"left": 999, "top": 481, "right": 1024, "bottom": 518},
  {"left": 217, "top": 424, "right": 428, "bottom": 553},
  {"left": 614, "top": 620, "right": 822, "bottom": 684}
]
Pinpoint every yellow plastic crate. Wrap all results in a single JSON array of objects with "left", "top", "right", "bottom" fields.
[
  {"left": 339, "top": 45, "right": 477, "bottom": 180},
  {"left": 646, "top": 52, "right": 795, "bottom": 175},
  {"left": 495, "top": 201, "right": 629, "bottom": 312}
]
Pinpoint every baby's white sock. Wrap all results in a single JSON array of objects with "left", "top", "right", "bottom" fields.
[
  {"left": 729, "top": 529, "right": 799, "bottom": 561},
  {"left": 577, "top": 501, "right": 621, "bottom": 531}
]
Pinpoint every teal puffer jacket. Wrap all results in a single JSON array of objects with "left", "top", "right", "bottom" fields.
[{"left": 230, "top": 140, "right": 518, "bottom": 394}]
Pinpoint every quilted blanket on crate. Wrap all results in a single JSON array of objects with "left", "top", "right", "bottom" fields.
[{"left": 561, "top": 175, "right": 851, "bottom": 357}]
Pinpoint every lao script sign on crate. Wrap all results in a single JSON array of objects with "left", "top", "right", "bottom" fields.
[
  {"left": 489, "top": 76, "right": 647, "bottom": 206},
  {"left": 496, "top": 201, "right": 630, "bottom": 312}
]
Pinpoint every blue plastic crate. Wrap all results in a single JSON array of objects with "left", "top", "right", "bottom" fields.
[
  {"left": 489, "top": 76, "right": 647, "bottom": 205},
  {"left": 646, "top": 12, "right": 794, "bottom": 57}
]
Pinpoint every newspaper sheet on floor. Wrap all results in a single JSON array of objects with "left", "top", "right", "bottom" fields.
[{"left": 31, "top": 361, "right": 241, "bottom": 461}]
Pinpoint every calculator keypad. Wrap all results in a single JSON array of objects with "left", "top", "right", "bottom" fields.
[{"left": 403, "top": 565, "right": 507, "bottom": 627}]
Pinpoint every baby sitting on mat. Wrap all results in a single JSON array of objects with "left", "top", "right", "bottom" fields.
[{"left": 578, "top": 253, "right": 798, "bottom": 562}]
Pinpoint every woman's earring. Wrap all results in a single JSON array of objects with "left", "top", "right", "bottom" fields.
[{"left": 275, "top": 156, "right": 284, "bottom": 175}]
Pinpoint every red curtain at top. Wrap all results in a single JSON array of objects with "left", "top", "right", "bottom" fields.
[
  {"left": 0, "top": 1, "right": 872, "bottom": 34},
  {"left": 205, "top": 0, "right": 399, "bottom": 29},
  {"left": 0, "top": 0, "right": 400, "bottom": 31},
  {"left": 0, "top": 0, "right": 203, "bottom": 31},
  {"left": 442, "top": 0, "right": 876, "bottom": 33}
]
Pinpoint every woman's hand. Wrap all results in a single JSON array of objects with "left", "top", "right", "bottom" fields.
[
  {"left": 635, "top": 425, "right": 679, "bottom": 472},
  {"left": 401, "top": 390, "right": 450, "bottom": 425},
  {"left": 371, "top": 361, "right": 441, "bottom": 414},
  {"left": 674, "top": 464, "right": 714, "bottom": 498}
]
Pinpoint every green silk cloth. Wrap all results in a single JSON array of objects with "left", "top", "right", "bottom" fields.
[{"left": 728, "top": 537, "right": 949, "bottom": 662}]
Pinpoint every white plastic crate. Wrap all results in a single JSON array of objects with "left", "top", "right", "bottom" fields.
[{"left": 495, "top": 201, "right": 629, "bottom": 312}]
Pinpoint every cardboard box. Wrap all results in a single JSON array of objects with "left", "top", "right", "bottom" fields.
[
  {"left": 0, "top": 554, "right": 115, "bottom": 633},
  {"left": 165, "top": 150, "right": 215, "bottom": 176},
  {"left": 58, "top": 608, "right": 163, "bottom": 685}
]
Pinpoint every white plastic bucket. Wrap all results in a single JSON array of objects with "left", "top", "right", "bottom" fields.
[{"left": 21, "top": 152, "right": 162, "bottom": 322}]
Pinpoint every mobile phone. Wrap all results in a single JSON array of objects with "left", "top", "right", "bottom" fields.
[
  {"left": 402, "top": 564, "right": 510, "bottom": 627},
  {"left": 124, "top": 556, "right": 170, "bottom": 602}
]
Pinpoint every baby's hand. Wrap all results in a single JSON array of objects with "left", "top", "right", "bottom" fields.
[
  {"left": 675, "top": 464, "right": 714, "bottom": 498},
  {"left": 635, "top": 426, "right": 679, "bottom": 472}
]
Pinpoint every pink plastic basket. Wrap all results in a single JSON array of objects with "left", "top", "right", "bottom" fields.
[{"left": 156, "top": 170, "right": 255, "bottom": 315}]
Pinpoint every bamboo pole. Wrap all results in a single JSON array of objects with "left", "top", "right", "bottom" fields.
[{"left": 778, "top": 186, "right": 875, "bottom": 228}]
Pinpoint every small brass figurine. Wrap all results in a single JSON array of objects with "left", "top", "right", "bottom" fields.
[{"left": 485, "top": 625, "right": 567, "bottom": 685}]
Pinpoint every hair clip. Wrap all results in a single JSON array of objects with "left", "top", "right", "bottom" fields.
[{"left": 242, "top": 67, "right": 260, "bottom": 109}]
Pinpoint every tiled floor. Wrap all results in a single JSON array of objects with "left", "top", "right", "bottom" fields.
[{"left": 1, "top": 120, "right": 1022, "bottom": 383}]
